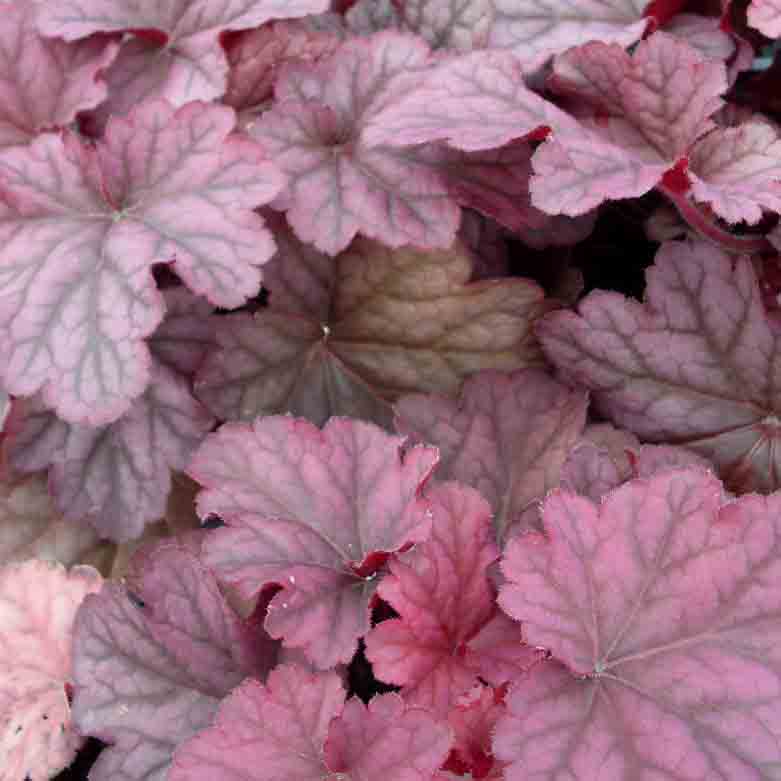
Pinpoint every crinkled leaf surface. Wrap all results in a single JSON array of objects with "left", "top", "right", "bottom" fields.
[
  {"left": 191, "top": 415, "right": 438, "bottom": 668},
  {"left": 749, "top": 0, "right": 781, "bottom": 37},
  {"left": 365, "top": 482, "right": 499, "bottom": 716},
  {"left": 530, "top": 32, "right": 726, "bottom": 215},
  {"left": 0, "top": 3, "right": 117, "bottom": 148},
  {"left": 664, "top": 13, "right": 736, "bottom": 64},
  {"left": 364, "top": 48, "right": 573, "bottom": 152},
  {"left": 395, "top": 369, "right": 588, "bottom": 540},
  {"left": 397, "top": 0, "right": 494, "bottom": 50},
  {"left": 71, "top": 543, "right": 278, "bottom": 781},
  {"left": 538, "top": 239, "right": 781, "bottom": 493},
  {"left": 5, "top": 363, "right": 214, "bottom": 542},
  {"left": 251, "top": 32, "right": 461, "bottom": 254},
  {"left": 687, "top": 119, "right": 781, "bottom": 224},
  {"left": 0, "top": 98, "right": 282, "bottom": 424},
  {"left": 36, "top": 0, "right": 330, "bottom": 118},
  {"left": 495, "top": 468, "right": 781, "bottom": 780},
  {"left": 170, "top": 664, "right": 344, "bottom": 781},
  {"left": 0, "top": 559, "right": 102, "bottom": 781},
  {"left": 195, "top": 229, "right": 547, "bottom": 427}
]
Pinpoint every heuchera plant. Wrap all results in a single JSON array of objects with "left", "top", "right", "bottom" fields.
[{"left": 4, "top": 0, "right": 781, "bottom": 780}]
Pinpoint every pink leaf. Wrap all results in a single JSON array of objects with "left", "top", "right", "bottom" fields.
[
  {"left": 664, "top": 13, "right": 736, "bottom": 64},
  {"left": 531, "top": 32, "right": 727, "bottom": 215},
  {"left": 251, "top": 32, "right": 460, "bottom": 254},
  {"left": 495, "top": 468, "right": 781, "bottom": 779},
  {"left": 71, "top": 543, "right": 278, "bottom": 781},
  {"left": 537, "top": 239, "right": 781, "bottom": 493},
  {"left": 487, "top": 0, "right": 657, "bottom": 72},
  {"left": 5, "top": 363, "right": 214, "bottom": 542},
  {"left": 190, "top": 416, "right": 438, "bottom": 668},
  {"left": 170, "top": 665, "right": 345, "bottom": 781},
  {"left": 36, "top": 0, "right": 330, "bottom": 119},
  {"left": 687, "top": 119, "right": 781, "bottom": 224},
  {"left": 325, "top": 693, "right": 452, "bottom": 781},
  {"left": 395, "top": 369, "right": 587, "bottom": 540},
  {"left": 195, "top": 226, "right": 547, "bottom": 427},
  {"left": 0, "top": 99, "right": 283, "bottom": 425},
  {"left": 0, "top": 3, "right": 117, "bottom": 148},
  {"left": 396, "top": 0, "right": 494, "bottom": 50},
  {"left": 365, "top": 482, "right": 499, "bottom": 716},
  {"left": 0, "top": 559, "right": 102, "bottom": 781},
  {"left": 364, "top": 48, "right": 573, "bottom": 152},
  {"left": 748, "top": 0, "right": 781, "bottom": 37}
]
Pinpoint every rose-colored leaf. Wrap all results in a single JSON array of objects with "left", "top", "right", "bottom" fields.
[
  {"left": 0, "top": 473, "right": 112, "bottom": 569},
  {"left": 0, "top": 3, "right": 117, "bottom": 148},
  {"left": 487, "top": 0, "right": 655, "bottom": 71},
  {"left": 5, "top": 363, "right": 214, "bottom": 542},
  {"left": 664, "top": 13, "right": 736, "bottom": 64},
  {"left": 748, "top": 0, "right": 781, "bottom": 37},
  {"left": 365, "top": 482, "right": 499, "bottom": 716},
  {"left": 170, "top": 665, "right": 344, "bottom": 781},
  {"left": 252, "top": 32, "right": 461, "bottom": 254},
  {"left": 531, "top": 32, "right": 727, "bottom": 215},
  {"left": 538, "top": 239, "right": 781, "bottom": 493},
  {"left": 195, "top": 228, "right": 547, "bottom": 427},
  {"left": 36, "top": 0, "right": 330, "bottom": 119},
  {"left": 191, "top": 416, "right": 438, "bottom": 668},
  {"left": 496, "top": 468, "right": 781, "bottom": 780},
  {"left": 0, "top": 99, "right": 282, "bottom": 424},
  {"left": 0, "top": 559, "right": 102, "bottom": 781},
  {"left": 71, "top": 544, "right": 278, "bottom": 781},
  {"left": 395, "top": 369, "right": 587, "bottom": 540},
  {"left": 325, "top": 693, "right": 453, "bottom": 781},
  {"left": 687, "top": 119, "right": 781, "bottom": 224},
  {"left": 364, "top": 48, "right": 572, "bottom": 152}
]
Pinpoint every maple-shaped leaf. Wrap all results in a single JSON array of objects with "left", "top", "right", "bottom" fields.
[
  {"left": 0, "top": 3, "right": 117, "bottom": 148},
  {"left": 486, "top": 0, "right": 681, "bottom": 72},
  {"left": 537, "top": 239, "right": 781, "bottom": 493},
  {"left": 496, "top": 468, "right": 781, "bottom": 780},
  {"left": 0, "top": 98, "right": 283, "bottom": 425},
  {"left": 170, "top": 665, "right": 344, "bottom": 781},
  {"left": 36, "top": 0, "right": 330, "bottom": 122},
  {"left": 686, "top": 118, "right": 781, "bottom": 224},
  {"left": 71, "top": 543, "right": 279, "bottom": 781},
  {"left": 195, "top": 224, "right": 547, "bottom": 428},
  {"left": 251, "top": 32, "right": 462, "bottom": 255},
  {"left": 0, "top": 559, "right": 102, "bottom": 781},
  {"left": 5, "top": 362, "right": 214, "bottom": 542},
  {"left": 530, "top": 32, "right": 726, "bottom": 216},
  {"left": 190, "top": 415, "right": 438, "bottom": 668},
  {"left": 395, "top": 369, "right": 588, "bottom": 540},
  {"left": 171, "top": 664, "right": 452, "bottom": 781},
  {"left": 364, "top": 48, "right": 573, "bottom": 152},
  {"left": 749, "top": 0, "right": 781, "bottom": 37},
  {"left": 365, "top": 482, "right": 499, "bottom": 716}
]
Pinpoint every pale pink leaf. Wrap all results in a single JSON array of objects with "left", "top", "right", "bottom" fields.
[
  {"left": 5, "top": 363, "right": 214, "bottom": 542},
  {"left": 252, "top": 32, "right": 460, "bottom": 255},
  {"left": 663, "top": 13, "right": 736, "bottom": 64},
  {"left": 0, "top": 3, "right": 118, "bottom": 148},
  {"left": 538, "top": 239, "right": 781, "bottom": 493},
  {"left": 36, "top": 0, "right": 330, "bottom": 117},
  {"left": 191, "top": 416, "right": 438, "bottom": 668},
  {"left": 397, "top": 0, "right": 494, "bottom": 50},
  {"left": 71, "top": 543, "right": 278, "bottom": 781},
  {"left": 688, "top": 119, "right": 781, "bottom": 224},
  {"left": 0, "top": 559, "right": 102, "bottom": 781},
  {"left": 345, "top": 0, "right": 401, "bottom": 34},
  {"left": 0, "top": 473, "right": 108, "bottom": 568},
  {"left": 0, "top": 99, "right": 283, "bottom": 424},
  {"left": 365, "top": 482, "right": 499, "bottom": 716},
  {"left": 325, "top": 693, "right": 453, "bottom": 781},
  {"left": 364, "top": 48, "right": 573, "bottom": 152},
  {"left": 395, "top": 369, "right": 588, "bottom": 540},
  {"left": 748, "top": 0, "right": 781, "bottom": 37},
  {"left": 170, "top": 665, "right": 344, "bottom": 781},
  {"left": 487, "top": 0, "right": 655, "bottom": 71},
  {"left": 496, "top": 469, "right": 781, "bottom": 780},
  {"left": 195, "top": 232, "right": 547, "bottom": 426}
]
